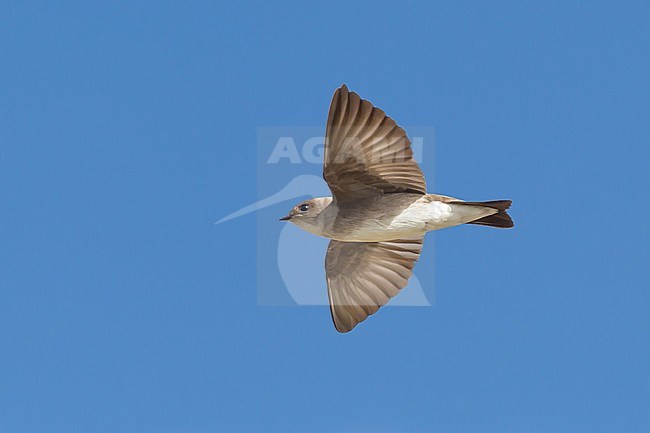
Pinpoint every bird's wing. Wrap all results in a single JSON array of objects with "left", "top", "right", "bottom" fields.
[
  {"left": 325, "top": 237, "right": 424, "bottom": 333},
  {"left": 323, "top": 84, "right": 427, "bottom": 203}
]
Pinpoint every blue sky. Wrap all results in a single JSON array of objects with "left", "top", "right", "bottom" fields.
[{"left": 1, "top": 1, "right": 649, "bottom": 432}]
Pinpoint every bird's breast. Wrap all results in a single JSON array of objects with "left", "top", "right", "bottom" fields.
[{"left": 327, "top": 195, "right": 434, "bottom": 242}]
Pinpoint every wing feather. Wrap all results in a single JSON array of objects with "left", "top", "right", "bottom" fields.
[
  {"left": 323, "top": 85, "right": 427, "bottom": 202},
  {"left": 325, "top": 237, "right": 424, "bottom": 333}
]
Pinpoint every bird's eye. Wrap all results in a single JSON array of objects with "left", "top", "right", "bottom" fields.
[{"left": 299, "top": 204, "right": 309, "bottom": 212}]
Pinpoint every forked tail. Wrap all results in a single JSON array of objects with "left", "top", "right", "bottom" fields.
[{"left": 452, "top": 200, "right": 514, "bottom": 228}]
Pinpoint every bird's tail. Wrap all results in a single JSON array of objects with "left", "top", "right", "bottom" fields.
[{"left": 453, "top": 200, "right": 514, "bottom": 228}]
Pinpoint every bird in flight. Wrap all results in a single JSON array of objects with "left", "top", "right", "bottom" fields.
[{"left": 280, "top": 84, "right": 513, "bottom": 333}]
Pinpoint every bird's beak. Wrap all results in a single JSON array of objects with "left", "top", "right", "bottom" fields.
[{"left": 279, "top": 214, "right": 292, "bottom": 221}]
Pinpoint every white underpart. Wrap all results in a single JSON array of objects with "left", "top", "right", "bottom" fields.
[{"left": 391, "top": 197, "right": 497, "bottom": 234}]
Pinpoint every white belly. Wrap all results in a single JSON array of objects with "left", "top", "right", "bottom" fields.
[
  {"left": 319, "top": 196, "right": 498, "bottom": 242},
  {"left": 392, "top": 199, "right": 457, "bottom": 231}
]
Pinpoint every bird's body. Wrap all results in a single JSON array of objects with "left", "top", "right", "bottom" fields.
[
  {"left": 280, "top": 84, "right": 514, "bottom": 332},
  {"left": 291, "top": 193, "right": 500, "bottom": 242}
]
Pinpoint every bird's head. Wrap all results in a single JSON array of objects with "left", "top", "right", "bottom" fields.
[{"left": 279, "top": 197, "right": 333, "bottom": 227}]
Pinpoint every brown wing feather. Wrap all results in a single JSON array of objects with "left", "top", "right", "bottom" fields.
[
  {"left": 323, "top": 85, "right": 427, "bottom": 203},
  {"left": 325, "top": 237, "right": 424, "bottom": 333}
]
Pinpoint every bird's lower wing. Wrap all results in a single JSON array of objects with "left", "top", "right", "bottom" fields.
[{"left": 325, "top": 237, "right": 424, "bottom": 333}]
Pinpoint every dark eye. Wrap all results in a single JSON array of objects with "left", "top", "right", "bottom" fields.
[{"left": 299, "top": 204, "right": 309, "bottom": 212}]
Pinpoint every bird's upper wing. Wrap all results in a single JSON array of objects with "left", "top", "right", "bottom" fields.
[
  {"left": 325, "top": 237, "right": 424, "bottom": 333},
  {"left": 323, "top": 84, "right": 427, "bottom": 203}
]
